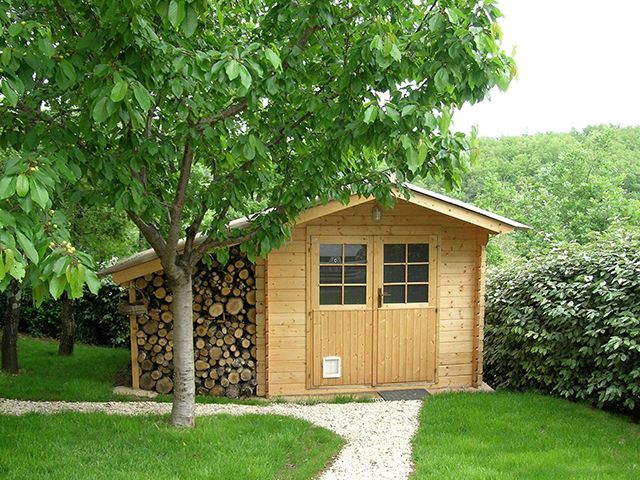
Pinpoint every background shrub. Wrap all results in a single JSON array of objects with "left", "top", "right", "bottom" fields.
[
  {"left": 484, "top": 229, "right": 640, "bottom": 415},
  {"left": 0, "top": 278, "right": 129, "bottom": 348}
]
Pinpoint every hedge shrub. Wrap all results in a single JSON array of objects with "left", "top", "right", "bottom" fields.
[
  {"left": 484, "top": 229, "right": 640, "bottom": 414},
  {"left": 1, "top": 278, "right": 129, "bottom": 348}
]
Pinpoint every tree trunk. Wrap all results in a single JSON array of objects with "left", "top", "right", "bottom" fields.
[
  {"left": 58, "top": 293, "right": 75, "bottom": 356},
  {"left": 1, "top": 279, "right": 22, "bottom": 374},
  {"left": 167, "top": 274, "right": 195, "bottom": 427}
]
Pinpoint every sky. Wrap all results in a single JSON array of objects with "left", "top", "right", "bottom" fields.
[{"left": 454, "top": 0, "right": 640, "bottom": 137}]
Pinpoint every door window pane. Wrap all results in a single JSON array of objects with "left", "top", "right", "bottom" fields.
[
  {"left": 344, "top": 266, "right": 366, "bottom": 284},
  {"left": 384, "top": 244, "right": 405, "bottom": 263},
  {"left": 384, "top": 285, "right": 405, "bottom": 303},
  {"left": 319, "top": 243, "right": 367, "bottom": 306},
  {"left": 344, "top": 244, "right": 367, "bottom": 264},
  {"left": 320, "top": 266, "right": 342, "bottom": 284},
  {"left": 320, "top": 244, "right": 342, "bottom": 264},
  {"left": 344, "top": 286, "right": 366, "bottom": 304},
  {"left": 320, "top": 286, "right": 342, "bottom": 305},
  {"left": 407, "top": 284, "right": 428, "bottom": 303},
  {"left": 384, "top": 264, "right": 405, "bottom": 283},
  {"left": 408, "top": 264, "right": 428, "bottom": 283},
  {"left": 408, "top": 243, "right": 429, "bottom": 262},
  {"left": 382, "top": 242, "right": 430, "bottom": 305}
]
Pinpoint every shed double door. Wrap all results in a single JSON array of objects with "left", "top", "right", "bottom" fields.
[{"left": 309, "top": 235, "right": 437, "bottom": 388}]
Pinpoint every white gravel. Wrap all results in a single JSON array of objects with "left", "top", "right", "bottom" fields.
[{"left": 0, "top": 398, "right": 422, "bottom": 480}]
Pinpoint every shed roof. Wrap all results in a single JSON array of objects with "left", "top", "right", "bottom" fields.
[{"left": 100, "top": 182, "right": 529, "bottom": 283}]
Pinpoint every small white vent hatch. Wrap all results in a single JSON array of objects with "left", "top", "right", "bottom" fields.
[{"left": 323, "top": 356, "right": 341, "bottom": 378}]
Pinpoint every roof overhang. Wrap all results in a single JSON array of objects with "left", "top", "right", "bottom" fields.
[{"left": 100, "top": 182, "right": 529, "bottom": 284}]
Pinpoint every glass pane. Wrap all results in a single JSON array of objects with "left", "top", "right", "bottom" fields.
[
  {"left": 320, "top": 266, "right": 342, "bottom": 284},
  {"left": 344, "top": 266, "right": 366, "bottom": 284},
  {"left": 407, "top": 284, "right": 428, "bottom": 303},
  {"left": 384, "top": 284, "right": 405, "bottom": 303},
  {"left": 408, "top": 264, "right": 428, "bottom": 283},
  {"left": 320, "top": 286, "right": 342, "bottom": 305},
  {"left": 408, "top": 244, "right": 429, "bottom": 262},
  {"left": 384, "top": 264, "right": 405, "bottom": 283},
  {"left": 344, "top": 244, "right": 367, "bottom": 264},
  {"left": 344, "top": 286, "right": 366, "bottom": 304},
  {"left": 320, "top": 244, "right": 342, "bottom": 264},
  {"left": 384, "top": 243, "right": 406, "bottom": 263}
]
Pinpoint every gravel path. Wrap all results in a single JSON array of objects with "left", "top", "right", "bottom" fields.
[{"left": 0, "top": 398, "right": 422, "bottom": 480}]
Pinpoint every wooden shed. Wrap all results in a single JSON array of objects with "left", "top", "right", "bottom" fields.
[{"left": 102, "top": 183, "right": 528, "bottom": 398}]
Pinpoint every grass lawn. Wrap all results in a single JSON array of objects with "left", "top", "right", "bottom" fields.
[
  {"left": 412, "top": 391, "right": 640, "bottom": 479},
  {"left": 0, "top": 336, "right": 130, "bottom": 401},
  {"left": 0, "top": 412, "right": 342, "bottom": 480}
]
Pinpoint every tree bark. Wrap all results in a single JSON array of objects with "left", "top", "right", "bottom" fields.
[
  {"left": 1, "top": 279, "right": 22, "bottom": 374},
  {"left": 167, "top": 273, "right": 195, "bottom": 427},
  {"left": 58, "top": 293, "right": 75, "bottom": 356}
]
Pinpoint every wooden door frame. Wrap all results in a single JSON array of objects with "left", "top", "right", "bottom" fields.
[{"left": 305, "top": 231, "right": 440, "bottom": 390}]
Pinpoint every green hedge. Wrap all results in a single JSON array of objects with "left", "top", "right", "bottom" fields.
[
  {"left": 1, "top": 279, "right": 129, "bottom": 348},
  {"left": 484, "top": 230, "right": 640, "bottom": 414}
]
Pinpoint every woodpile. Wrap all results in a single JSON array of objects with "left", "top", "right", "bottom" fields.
[{"left": 133, "top": 248, "right": 258, "bottom": 398}]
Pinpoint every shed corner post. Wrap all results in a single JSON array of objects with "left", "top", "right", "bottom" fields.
[
  {"left": 128, "top": 282, "right": 140, "bottom": 390},
  {"left": 472, "top": 232, "right": 489, "bottom": 388}
]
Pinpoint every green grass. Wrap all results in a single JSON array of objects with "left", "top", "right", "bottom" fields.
[
  {"left": 0, "top": 337, "right": 130, "bottom": 401},
  {"left": 0, "top": 412, "right": 343, "bottom": 480},
  {"left": 412, "top": 391, "right": 640, "bottom": 479}
]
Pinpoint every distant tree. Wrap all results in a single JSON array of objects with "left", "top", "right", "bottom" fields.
[
  {"left": 420, "top": 126, "right": 640, "bottom": 264},
  {"left": 1, "top": 1, "right": 514, "bottom": 425}
]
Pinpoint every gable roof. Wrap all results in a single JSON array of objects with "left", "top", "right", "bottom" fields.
[{"left": 101, "top": 182, "right": 529, "bottom": 284}]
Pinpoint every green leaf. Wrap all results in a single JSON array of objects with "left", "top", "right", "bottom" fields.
[
  {"left": 16, "top": 174, "right": 29, "bottom": 197},
  {"left": 92, "top": 97, "right": 109, "bottom": 123},
  {"left": 85, "top": 269, "right": 101, "bottom": 295},
  {"left": 181, "top": 5, "right": 198, "bottom": 37},
  {"left": 16, "top": 231, "right": 38, "bottom": 264},
  {"left": 0, "top": 176, "right": 15, "bottom": 199},
  {"left": 2, "top": 81, "right": 18, "bottom": 107},
  {"left": 49, "top": 274, "right": 66, "bottom": 299},
  {"left": 8, "top": 23, "right": 22, "bottom": 37},
  {"left": 30, "top": 179, "right": 50, "bottom": 208},
  {"left": 386, "top": 106, "right": 400, "bottom": 123},
  {"left": 264, "top": 48, "right": 281, "bottom": 71},
  {"left": 243, "top": 141, "right": 255, "bottom": 160},
  {"left": 406, "top": 145, "right": 419, "bottom": 174},
  {"left": 423, "top": 112, "right": 438, "bottom": 130},
  {"left": 390, "top": 43, "right": 402, "bottom": 62},
  {"left": 37, "top": 37, "right": 55, "bottom": 57},
  {"left": 110, "top": 79, "right": 128, "bottom": 102},
  {"left": 53, "top": 256, "right": 69, "bottom": 276},
  {"left": 0, "top": 209, "right": 14, "bottom": 227},
  {"left": 133, "top": 84, "right": 152, "bottom": 111},
  {"left": 363, "top": 104, "right": 378, "bottom": 124},
  {"left": 401, "top": 104, "right": 417, "bottom": 117},
  {"left": 434, "top": 67, "right": 450, "bottom": 92},
  {"left": 225, "top": 60, "right": 241, "bottom": 81},
  {"left": 1, "top": 48, "right": 11, "bottom": 66},
  {"left": 59, "top": 59, "right": 76, "bottom": 82},
  {"left": 168, "top": 0, "right": 186, "bottom": 29},
  {"left": 238, "top": 64, "right": 252, "bottom": 89}
]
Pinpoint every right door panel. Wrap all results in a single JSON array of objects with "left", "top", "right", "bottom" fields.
[{"left": 374, "top": 236, "right": 438, "bottom": 385}]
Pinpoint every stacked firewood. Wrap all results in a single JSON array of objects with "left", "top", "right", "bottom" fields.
[{"left": 133, "top": 248, "right": 257, "bottom": 398}]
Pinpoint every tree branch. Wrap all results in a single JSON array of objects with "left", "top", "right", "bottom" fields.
[
  {"left": 164, "top": 137, "right": 194, "bottom": 270},
  {"left": 126, "top": 210, "right": 166, "bottom": 256},
  {"left": 197, "top": 99, "right": 248, "bottom": 129}
]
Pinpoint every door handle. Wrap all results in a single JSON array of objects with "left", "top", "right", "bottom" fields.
[{"left": 377, "top": 288, "right": 390, "bottom": 307}]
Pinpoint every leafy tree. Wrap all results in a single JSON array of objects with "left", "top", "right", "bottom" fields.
[
  {"left": 0, "top": 1, "right": 514, "bottom": 426},
  {"left": 420, "top": 126, "right": 640, "bottom": 264},
  {"left": 0, "top": 151, "right": 99, "bottom": 372}
]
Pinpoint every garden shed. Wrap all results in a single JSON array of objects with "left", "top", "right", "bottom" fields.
[{"left": 101, "top": 183, "right": 528, "bottom": 398}]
